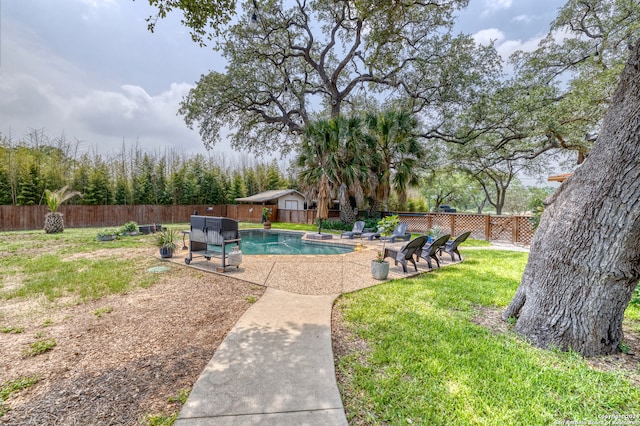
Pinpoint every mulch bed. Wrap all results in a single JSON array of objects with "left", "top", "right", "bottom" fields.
[{"left": 0, "top": 259, "right": 265, "bottom": 425}]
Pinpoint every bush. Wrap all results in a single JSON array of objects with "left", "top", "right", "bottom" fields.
[
  {"left": 97, "top": 228, "right": 118, "bottom": 238},
  {"left": 319, "top": 216, "right": 391, "bottom": 232},
  {"left": 119, "top": 221, "right": 138, "bottom": 235},
  {"left": 319, "top": 219, "right": 352, "bottom": 231},
  {"left": 363, "top": 218, "right": 380, "bottom": 230},
  {"left": 319, "top": 217, "right": 385, "bottom": 232}
]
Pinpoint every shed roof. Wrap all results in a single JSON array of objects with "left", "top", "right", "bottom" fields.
[
  {"left": 547, "top": 173, "right": 573, "bottom": 182},
  {"left": 235, "top": 189, "right": 306, "bottom": 203}
]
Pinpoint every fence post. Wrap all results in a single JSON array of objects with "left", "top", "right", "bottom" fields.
[
  {"left": 450, "top": 214, "right": 456, "bottom": 237},
  {"left": 512, "top": 216, "right": 519, "bottom": 244},
  {"left": 485, "top": 215, "right": 491, "bottom": 241}
]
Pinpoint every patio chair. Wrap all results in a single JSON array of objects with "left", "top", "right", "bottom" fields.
[
  {"left": 383, "top": 235, "right": 428, "bottom": 273},
  {"left": 362, "top": 228, "right": 381, "bottom": 240},
  {"left": 419, "top": 234, "right": 451, "bottom": 269},
  {"left": 340, "top": 221, "right": 366, "bottom": 239},
  {"left": 382, "top": 222, "right": 411, "bottom": 243},
  {"left": 439, "top": 231, "right": 472, "bottom": 261}
]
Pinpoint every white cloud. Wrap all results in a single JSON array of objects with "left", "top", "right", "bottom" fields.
[
  {"left": 473, "top": 28, "right": 543, "bottom": 61},
  {"left": 0, "top": 17, "right": 206, "bottom": 156},
  {"left": 497, "top": 37, "right": 542, "bottom": 59},
  {"left": 68, "top": 83, "right": 198, "bottom": 144},
  {"left": 512, "top": 14, "right": 532, "bottom": 24},
  {"left": 79, "top": 0, "right": 117, "bottom": 6},
  {"left": 483, "top": 0, "right": 513, "bottom": 13},
  {"left": 78, "top": 0, "right": 119, "bottom": 21},
  {"left": 473, "top": 28, "right": 506, "bottom": 46}
]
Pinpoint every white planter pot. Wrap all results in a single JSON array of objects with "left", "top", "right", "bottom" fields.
[{"left": 371, "top": 260, "right": 390, "bottom": 280}]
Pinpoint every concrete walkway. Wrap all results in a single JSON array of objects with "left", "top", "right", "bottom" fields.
[
  {"left": 175, "top": 288, "right": 347, "bottom": 425},
  {"left": 171, "top": 235, "right": 425, "bottom": 425}
]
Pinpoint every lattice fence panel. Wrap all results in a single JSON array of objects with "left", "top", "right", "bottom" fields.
[
  {"left": 453, "top": 214, "right": 487, "bottom": 239},
  {"left": 429, "top": 214, "right": 453, "bottom": 235},
  {"left": 490, "top": 216, "right": 513, "bottom": 241},
  {"left": 398, "top": 215, "right": 430, "bottom": 233},
  {"left": 516, "top": 216, "right": 535, "bottom": 245}
]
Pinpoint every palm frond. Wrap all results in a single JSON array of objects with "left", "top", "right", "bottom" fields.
[{"left": 45, "top": 186, "right": 82, "bottom": 213}]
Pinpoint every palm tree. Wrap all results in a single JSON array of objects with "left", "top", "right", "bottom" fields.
[
  {"left": 366, "top": 110, "right": 426, "bottom": 211},
  {"left": 297, "top": 116, "right": 378, "bottom": 223},
  {"left": 43, "top": 186, "right": 81, "bottom": 233}
]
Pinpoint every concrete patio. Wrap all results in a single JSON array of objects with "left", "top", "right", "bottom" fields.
[{"left": 167, "top": 232, "right": 459, "bottom": 296}]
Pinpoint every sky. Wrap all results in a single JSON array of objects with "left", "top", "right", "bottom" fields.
[{"left": 0, "top": 0, "right": 567, "bottom": 163}]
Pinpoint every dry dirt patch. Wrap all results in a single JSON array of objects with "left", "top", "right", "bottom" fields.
[
  {"left": 63, "top": 248, "right": 149, "bottom": 262},
  {"left": 0, "top": 249, "right": 265, "bottom": 425}
]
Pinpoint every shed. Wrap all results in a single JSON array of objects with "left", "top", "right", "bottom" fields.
[{"left": 235, "top": 189, "right": 306, "bottom": 210}]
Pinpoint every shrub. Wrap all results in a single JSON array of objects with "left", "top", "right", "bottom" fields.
[
  {"left": 319, "top": 219, "right": 352, "bottom": 231},
  {"left": 119, "top": 221, "right": 138, "bottom": 235}
]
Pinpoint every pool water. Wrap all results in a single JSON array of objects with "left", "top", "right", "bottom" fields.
[{"left": 237, "top": 230, "right": 353, "bottom": 255}]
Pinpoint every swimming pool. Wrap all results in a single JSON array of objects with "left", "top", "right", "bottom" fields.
[{"left": 238, "top": 230, "right": 353, "bottom": 255}]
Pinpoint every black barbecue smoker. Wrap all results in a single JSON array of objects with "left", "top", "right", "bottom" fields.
[{"left": 185, "top": 215, "right": 241, "bottom": 269}]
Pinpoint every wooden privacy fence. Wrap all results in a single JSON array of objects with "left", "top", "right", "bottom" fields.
[
  {"left": 0, "top": 205, "right": 223, "bottom": 231},
  {"left": 0, "top": 204, "right": 278, "bottom": 231},
  {"left": 0, "top": 205, "right": 533, "bottom": 245}
]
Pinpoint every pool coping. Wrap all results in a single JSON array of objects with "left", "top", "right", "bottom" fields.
[{"left": 240, "top": 229, "right": 357, "bottom": 253}]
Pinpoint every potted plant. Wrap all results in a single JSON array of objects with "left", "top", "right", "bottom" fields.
[
  {"left": 43, "top": 186, "right": 81, "bottom": 234},
  {"left": 371, "top": 214, "right": 400, "bottom": 280},
  {"left": 427, "top": 226, "right": 442, "bottom": 243},
  {"left": 97, "top": 228, "right": 118, "bottom": 241},
  {"left": 120, "top": 221, "right": 139, "bottom": 236},
  {"left": 262, "top": 207, "right": 272, "bottom": 229},
  {"left": 156, "top": 229, "right": 178, "bottom": 258}
]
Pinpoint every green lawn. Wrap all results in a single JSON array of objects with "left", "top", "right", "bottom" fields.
[
  {"left": 0, "top": 227, "right": 175, "bottom": 303},
  {"left": 335, "top": 249, "right": 640, "bottom": 425}
]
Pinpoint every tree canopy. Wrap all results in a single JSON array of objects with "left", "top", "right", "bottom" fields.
[
  {"left": 141, "top": 0, "right": 238, "bottom": 46},
  {"left": 176, "top": 0, "right": 498, "bottom": 155},
  {"left": 137, "top": 0, "right": 640, "bottom": 226},
  {"left": 0, "top": 132, "right": 292, "bottom": 207},
  {"left": 446, "top": 0, "right": 640, "bottom": 167},
  {"left": 296, "top": 115, "right": 375, "bottom": 222}
]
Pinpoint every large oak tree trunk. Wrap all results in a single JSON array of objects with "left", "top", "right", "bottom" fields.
[{"left": 502, "top": 41, "right": 640, "bottom": 357}]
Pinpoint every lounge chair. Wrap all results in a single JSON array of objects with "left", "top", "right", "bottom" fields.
[
  {"left": 382, "top": 223, "right": 411, "bottom": 243},
  {"left": 340, "top": 221, "right": 366, "bottom": 239},
  {"left": 439, "top": 231, "right": 471, "bottom": 261},
  {"left": 383, "top": 235, "right": 428, "bottom": 273},
  {"left": 362, "top": 230, "right": 381, "bottom": 240},
  {"left": 419, "top": 234, "right": 451, "bottom": 269}
]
